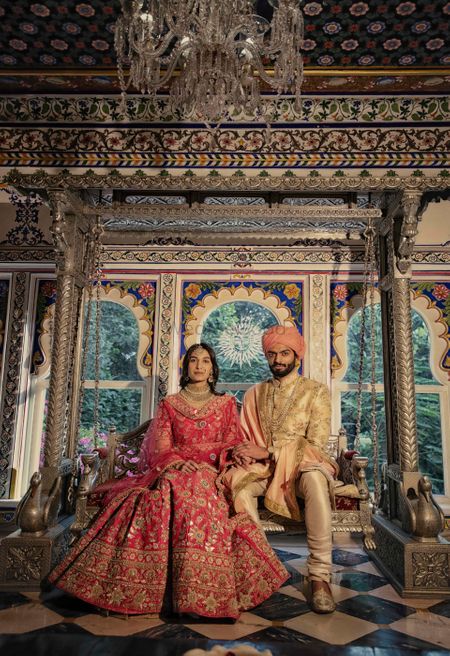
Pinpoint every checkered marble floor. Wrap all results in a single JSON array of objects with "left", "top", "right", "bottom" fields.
[{"left": 1, "top": 533, "right": 449, "bottom": 655}]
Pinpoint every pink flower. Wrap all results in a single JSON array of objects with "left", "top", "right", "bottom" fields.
[
  {"left": 333, "top": 285, "right": 349, "bottom": 301},
  {"left": 433, "top": 284, "right": 450, "bottom": 300},
  {"left": 138, "top": 283, "right": 155, "bottom": 299},
  {"left": 41, "top": 281, "right": 57, "bottom": 298}
]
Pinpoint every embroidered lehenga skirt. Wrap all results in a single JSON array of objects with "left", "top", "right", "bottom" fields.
[{"left": 49, "top": 467, "right": 288, "bottom": 617}]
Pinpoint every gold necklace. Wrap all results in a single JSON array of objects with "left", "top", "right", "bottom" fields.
[
  {"left": 267, "top": 377, "right": 301, "bottom": 434},
  {"left": 180, "top": 385, "right": 213, "bottom": 404}
]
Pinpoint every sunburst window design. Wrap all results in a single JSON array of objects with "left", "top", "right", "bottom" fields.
[
  {"left": 201, "top": 300, "right": 277, "bottom": 385},
  {"left": 217, "top": 315, "right": 265, "bottom": 368}
]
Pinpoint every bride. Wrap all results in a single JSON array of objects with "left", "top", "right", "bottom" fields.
[{"left": 49, "top": 342, "right": 288, "bottom": 618}]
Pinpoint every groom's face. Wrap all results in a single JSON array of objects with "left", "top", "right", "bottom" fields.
[{"left": 265, "top": 343, "right": 298, "bottom": 379}]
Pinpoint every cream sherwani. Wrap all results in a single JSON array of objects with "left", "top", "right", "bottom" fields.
[{"left": 226, "top": 369, "right": 338, "bottom": 582}]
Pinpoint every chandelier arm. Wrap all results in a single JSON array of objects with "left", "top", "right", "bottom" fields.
[
  {"left": 164, "top": 1, "right": 197, "bottom": 37},
  {"left": 126, "top": 30, "right": 175, "bottom": 59}
]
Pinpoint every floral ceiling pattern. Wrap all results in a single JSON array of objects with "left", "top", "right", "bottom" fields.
[{"left": 0, "top": 1, "right": 448, "bottom": 94}]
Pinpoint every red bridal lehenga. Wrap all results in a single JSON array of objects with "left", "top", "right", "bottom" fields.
[{"left": 49, "top": 393, "right": 288, "bottom": 617}]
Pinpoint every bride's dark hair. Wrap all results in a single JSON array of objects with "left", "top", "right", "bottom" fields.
[{"left": 180, "top": 342, "right": 220, "bottom": 394}]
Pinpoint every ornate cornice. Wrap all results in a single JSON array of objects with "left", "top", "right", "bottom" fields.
[
  {"left": 4, "top": 169, "right": 450, "bottom": 193},
  {"left": 1, "top": 96, "right": 448, "bottom": 124},
  {"left": 0, "top": 245, "right": 448, "bottom": 266}
]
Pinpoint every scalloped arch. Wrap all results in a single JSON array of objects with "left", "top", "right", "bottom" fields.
[{"left": 184, "top": 285, "right": 294, "bottom": 351}]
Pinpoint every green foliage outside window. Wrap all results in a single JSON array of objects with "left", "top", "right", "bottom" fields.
[
  {"left": 78, "top": 388, "right": 143, "bottom": 455},
  {"left": 79, "top": 301, "right": 143, "bottom": 453},
  {"left": 84, "top": 301, "right": 139, "bottom": 381},
  {"left": 341, "top": 306, "right": 443, "bottom": 494}
]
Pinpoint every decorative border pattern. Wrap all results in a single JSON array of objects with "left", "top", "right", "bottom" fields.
[
  {"left": 157, "top": 274, "right": 175, "bottom": 401},
  {"left": 0, "top": 246, "right": 448, "bottom": 267},
  {"left": 1, "top": 73, "right": 449, "bottom": 96},
  {"left": 103, "top": 248, "right": 367, "bottom": 266},
  {"left": 100, "top": 248, "right": 450, "bottom": 266},
  {"left": 4, "top": 169, "right": 449, "bottom": 193},
  {"left": 0, "top": 279, "right": 9, "bottom": 378},
  {"left": 0, "top": 127, "right": 447, "bottom": 169},
  {"left": 0, "top": 272, "right": 28, "bottom": 498},
  {"left": 310, "top": 274, "right": 328, "bottom": 384},
  {"left": 0, "top": 248, "right": 55, "bottom": 263},
  {"left": 1, "top": 96, "right": 448, "bottom": 124}
]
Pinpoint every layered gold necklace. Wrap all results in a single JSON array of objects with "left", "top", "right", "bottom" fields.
[
  {"left": 266, "top": 377, "right": 301, "bottom": 435},
  {"left": 179, "top": 384, "right": 213, "bottom": 405}
]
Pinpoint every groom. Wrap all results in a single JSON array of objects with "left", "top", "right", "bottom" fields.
[{"left": 229, "top": 325, "right": 338, "bottom": 613}]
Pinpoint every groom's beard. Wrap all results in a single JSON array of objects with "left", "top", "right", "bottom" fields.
[{"left": 269, "top": 360, "right": 297, "bottom": 379}]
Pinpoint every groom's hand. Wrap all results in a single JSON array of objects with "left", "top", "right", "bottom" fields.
[
  {"left": 233, "top": 443, "right": 270, "bottom": 461},
  {"left": 232, "top": 452, "right": 256, "bottom": 467}
]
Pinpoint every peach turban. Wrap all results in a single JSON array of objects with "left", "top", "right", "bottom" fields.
[{"left": 262, "top": 325, "right": 306, "bottom": 360}]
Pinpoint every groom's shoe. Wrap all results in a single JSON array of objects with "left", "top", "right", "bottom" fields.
[{"left": 304, "top": 579, "right": 336, "bottom": 614}]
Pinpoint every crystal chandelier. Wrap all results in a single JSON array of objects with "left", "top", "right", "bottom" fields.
[{"left": 115, "top": 0, "right": 304, "bottom": 121}]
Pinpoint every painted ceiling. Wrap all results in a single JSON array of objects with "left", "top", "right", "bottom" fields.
[{"left": 0, "top": 0, "right": 449, "bottom": 94}]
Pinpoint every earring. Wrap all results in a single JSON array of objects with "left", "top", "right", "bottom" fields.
[{"left": 208, "top": 375, "right": 213, "bottom": 383}]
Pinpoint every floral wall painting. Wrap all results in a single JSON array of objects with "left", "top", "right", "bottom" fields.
[
  {"left": 330, "top": 281, "right": 382, "bottom": 380},
  {"left": 93, "top": 280, "right": 157, "bottom": 375},
  {"left": 331, "top": 281, "right": 450, "bottom": 382},
  {"left": 181, "top": 280, "right": 304, "bottom": 386},
  {"left": 411, "top": 282, "right": 450, "bottom": 381}
]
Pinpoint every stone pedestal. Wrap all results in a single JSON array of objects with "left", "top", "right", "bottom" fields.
[
  {"left": 370, "top": 513, "right": 450, "bottom": 597},
  {"left": 0, "top": 516, "right": 73, "bottom": 591}
]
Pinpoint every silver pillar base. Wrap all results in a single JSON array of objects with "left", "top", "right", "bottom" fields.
[
  {"left": 0, "top": 516, "right": 73, "bottom": 591},
  {"left": 370, "top": 513, "right": 450, "bottom": 597}
]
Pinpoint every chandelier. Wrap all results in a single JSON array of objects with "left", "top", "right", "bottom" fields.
[{"left": 114, "top": 0, "right": 304, "bottom": 122}]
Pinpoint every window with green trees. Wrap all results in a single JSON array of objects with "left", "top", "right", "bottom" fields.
[
  {"left": 340, "top": 306, "right": 444, "bottom": 494},
  {"left": 79, "top": 301, "right": 144, "bottom": 454}
]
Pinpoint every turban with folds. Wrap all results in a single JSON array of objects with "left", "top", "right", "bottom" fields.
[{"left": 262, "top": 325, "right": 305, "bottom": 360}]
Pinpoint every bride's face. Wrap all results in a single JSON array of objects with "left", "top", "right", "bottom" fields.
[{"left": 187, "top": 348, "right": 213, "bottom": 384}]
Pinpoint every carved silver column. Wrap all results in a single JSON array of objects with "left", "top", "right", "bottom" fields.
[
  {"left": 0, "top": 191, "right": 92, "bottom": 591},
  {"left": 371, "top": 190, "right": 448, "bottom": 597}
]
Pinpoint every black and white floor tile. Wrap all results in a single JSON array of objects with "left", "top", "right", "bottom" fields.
[{"left": 1, "top": 534, "right": 449, "bottom": 656}]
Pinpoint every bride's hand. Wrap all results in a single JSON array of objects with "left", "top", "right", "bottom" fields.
[{"left": 179, "top": 460, "right": 199, "bottom": 473}]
